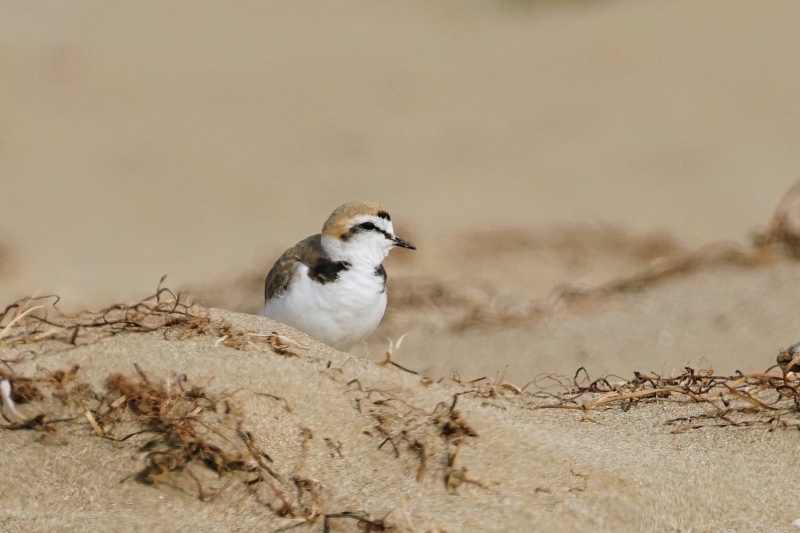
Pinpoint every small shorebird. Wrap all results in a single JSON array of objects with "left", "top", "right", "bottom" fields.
[{"left": 260, "top": 202, "right": 415, "bottom": 351}]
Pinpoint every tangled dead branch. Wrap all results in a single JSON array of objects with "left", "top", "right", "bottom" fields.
[
  {"left": 0, "top": 280, "right": 302, "bottom": 357},
  {"left": 96, "top": 366, "right": 313, "bottom": 512},
  {"left": 457, "top": 353, "right": 800, "bottom": 433}
]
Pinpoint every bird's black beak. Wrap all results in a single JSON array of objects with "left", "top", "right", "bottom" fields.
[{"left": 391, "top": 236, "right": 416, "bottom": 250}]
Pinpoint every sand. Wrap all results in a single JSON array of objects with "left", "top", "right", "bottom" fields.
[
  {"left": 1, "top": 306, "right": 798, "bottom": 533},
  {"left": 2, "top": 0, "right": 800, "bottom": 531}
]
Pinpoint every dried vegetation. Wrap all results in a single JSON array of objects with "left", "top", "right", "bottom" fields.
[
  {"left": 0, "top": 279, "right": 301, "bottom": 358},
  {"left": 452, "top": 358, "right": 800, "bottom": 433},
  {"left": 344, "top": 377, "right": 482, "bottom": 493}
]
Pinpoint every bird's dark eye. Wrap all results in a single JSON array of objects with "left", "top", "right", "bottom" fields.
[{"left": 359, "top": 222, "right": 377, "bottom": 231}]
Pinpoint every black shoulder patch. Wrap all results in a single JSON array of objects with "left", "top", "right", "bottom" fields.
[
  {"left": 308, "top": 258, "right": 350, "bottom": 284},
  {"left": 376, "top": 210, "right": 390, "bottom": 221},
  {"left": 265, "top": 234, "right": 348, "bottom": 301},
  {"left": 375, "top": 264, "right": 387, "bottom": 292}
]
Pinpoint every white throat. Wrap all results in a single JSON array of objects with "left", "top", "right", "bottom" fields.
[{"left": 321, "top": 235, "right": 390, "bottom": 268}]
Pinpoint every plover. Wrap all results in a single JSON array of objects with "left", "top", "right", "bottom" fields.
[{"left": 260, "top": 202, "right": 415, "bottom": 351}]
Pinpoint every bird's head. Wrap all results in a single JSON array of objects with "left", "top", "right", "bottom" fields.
[{"left": 320, "top": 202, "right": 415, "bottom": 265}]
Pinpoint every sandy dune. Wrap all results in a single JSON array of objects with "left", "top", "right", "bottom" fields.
[{"left": 1, "top": 305, "right": 798, "bottom": 532}]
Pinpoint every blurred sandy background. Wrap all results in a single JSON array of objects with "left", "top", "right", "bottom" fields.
[
  {"left": 2, "top": 0, "right": 800, "bottom": 378},
  {"left": 5, "top": 3, "right": 800, "bottom": 531}
]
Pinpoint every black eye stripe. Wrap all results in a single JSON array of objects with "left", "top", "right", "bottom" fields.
[{"left": 348, "top": 221, "right": 391, "bottom": 240}]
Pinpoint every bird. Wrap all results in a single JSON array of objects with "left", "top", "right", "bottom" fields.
[{"left": 260, "top": 202, "right": 415, "bottom": 351}]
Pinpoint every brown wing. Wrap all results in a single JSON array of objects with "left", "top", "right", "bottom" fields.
[
  {"left": 264, "top": 234, "right": 352, "bottom": 303},
  {"left": 264, "top": 234, "right": 324, "bottom": 302}
]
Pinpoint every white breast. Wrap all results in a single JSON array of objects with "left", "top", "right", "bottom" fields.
[{"left": 260, "top": 263, "right": 387, "bottom": 351}]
